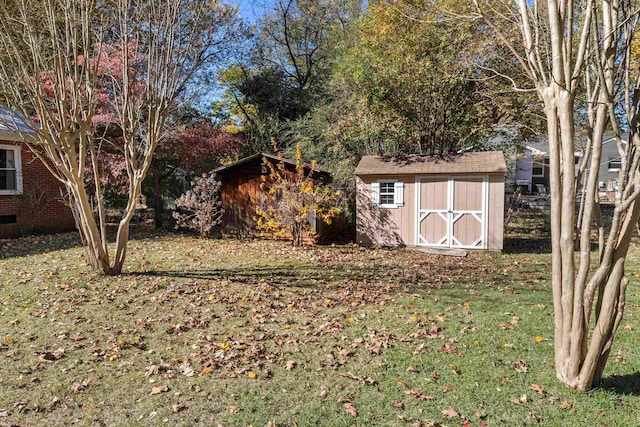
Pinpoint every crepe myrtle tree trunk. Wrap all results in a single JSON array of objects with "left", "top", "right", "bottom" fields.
[
  {"left": 470, "top": 0, "right": 640, "bottom": 390},
  {"left": 0, "top": 0, "right": 240, "bottom": 275}
]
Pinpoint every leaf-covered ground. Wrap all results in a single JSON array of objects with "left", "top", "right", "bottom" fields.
[{"left": 1, "top": 211, "right": 640, "bottom": 426}]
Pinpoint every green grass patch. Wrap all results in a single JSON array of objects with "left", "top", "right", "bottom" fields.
[{"left": 1, "top": 211, "right": 640, "bottom": 426}]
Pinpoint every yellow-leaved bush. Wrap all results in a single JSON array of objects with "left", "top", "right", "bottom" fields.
[{"left": 255, "top": 144, "right": 340, "bottom": 246}]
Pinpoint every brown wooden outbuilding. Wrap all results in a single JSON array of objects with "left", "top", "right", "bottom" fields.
[
  {"left": 355, "top": 151, "right": 506, "bottom": 250},
  {"left": 213, "top": 152, "right": 334, "bottom": 239}
]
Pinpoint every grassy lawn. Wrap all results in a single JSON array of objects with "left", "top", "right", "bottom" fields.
[{"left": 1, "top": 210, "right": 640, "bottom": 426}]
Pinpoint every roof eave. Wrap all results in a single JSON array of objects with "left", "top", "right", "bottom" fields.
[{"left": 214, "top": 151, "right": 330, "bottom": 175}]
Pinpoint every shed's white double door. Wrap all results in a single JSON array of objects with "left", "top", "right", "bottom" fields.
[{"left": 416, "top": 176, "right": 488, "bottom": 249}]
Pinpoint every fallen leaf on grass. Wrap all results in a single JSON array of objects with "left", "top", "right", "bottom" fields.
[
  {"left": 247, "top": 371, "right": 257, "bottom": 379},
  {"left": 36, "top": 348, "right": 65, "bottom": 362},
  {"left": 339, "top": 372, "right": 376, "bottom": 385},
  {"left": 171, "top": 403, "right": 187, "bottom": 413},
  {"left": 405, "top": 388, "right": 435, "bottom": 401},
  {"left": 512, "top": 360, "right": 530, "bottom": 373},
  {"left": 475, "top": 409, "right": 487, "bottom": 419},
  {"left": 510, "top": 394, "right": 530, "bottom": 405},
  {"left": 70, "top": 377, "right": 98, "bottom": 394},
  {"left": 179, "top": 362, "right": 195, "bottom": 377},
  {"left": 285, "top": 360, "right": 296, "bottom": 370},
  {"left": 4, "top": 337, "right": 14, "bottom": 344},
  {"left": 535, "top": 336, "right": 546, "bottom": 342},
  {"left": 343, "top": 402, "right": 357, "bottom": 417},
  {"left": 530, "top": 384, "right": 546, "bottom": 395},
  {"left": 150, "top": 385, "right": 169, "bottom": 395},
  {"left": 442, "top": 408, "right": 459, "bottom": 418},
  {"left": 144, "top": 363, "right": 171, "bottom": 377},
  {"left": 527, "top": 412, "right": 541, "bottom": 423},
  {"left": 559, "top": 400, "right": 573, "bottom": 410},
  {"left": 365, "top": 329, "right": 395, "bottom": 355}
]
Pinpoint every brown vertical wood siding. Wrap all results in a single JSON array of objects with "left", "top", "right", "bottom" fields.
[{"left": 218, "top": 156, "right": 338, "bottom": 240}]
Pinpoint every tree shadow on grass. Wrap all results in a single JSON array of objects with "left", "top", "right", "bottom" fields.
[
  {"left": 503, "top": 236, "right": 552, "bottom": 254},
  {"left": 131, "top": 261, "right": 455, "bottom": 294},
  {"left": 599, "top": 372, "right": 640, "bottom": 396},
  {"left": 503, "top": 207, "right": 552, "bottom": 254},
  {"left": 0, "top": 232, "right": 81, "bottom": 259},
  {"left": 131, "top": 259, "right": 545, "bottom": 304},
  {"left": 0, "top": 226, "right": 174, "bottom": 260}
]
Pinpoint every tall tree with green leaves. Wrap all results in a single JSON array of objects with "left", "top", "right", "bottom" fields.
[
  {"left": 215, "top": 0, "right": 362, "bottom": 154},
  {"left": 288, "top": 0, "right": 534, "bottom": 214},
  {"left": 328, "top": 2, "right": 480, "bottom": 156}
]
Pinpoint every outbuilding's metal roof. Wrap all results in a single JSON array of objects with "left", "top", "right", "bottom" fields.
[{"left": 355, "top": 151, "right": 507, "bottom": 176}]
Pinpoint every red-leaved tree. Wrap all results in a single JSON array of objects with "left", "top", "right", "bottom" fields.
[{"left": 0, "top": 0, "right": 242, "bottom": 274}]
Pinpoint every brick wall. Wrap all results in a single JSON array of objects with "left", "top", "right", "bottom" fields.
[{"left": 0, "top": 140, "right": 76, "bottom": 238}]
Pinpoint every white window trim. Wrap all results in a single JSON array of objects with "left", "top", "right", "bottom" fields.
[
  {"left": 531, "top": 160, "right": 545, "bottom": 178},
  {"left": 372, "top": 179, "right": 404, "bottom": 209},
  {"left": 0, "top": 143, "right": 23, "bottom": 195},
  {"left": 414, "top": 175, "right": 488, "bottom": 249},
  {"left": 607, "top": 157, "right": 622, "bottom": 172}
]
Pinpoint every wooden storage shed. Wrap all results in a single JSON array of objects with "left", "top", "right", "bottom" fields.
[
  {"left": 213, "top": 152, "right": 334, "bottom": 239},
  {"left": 355, "top": 151, "right": 506, "bottom": 250}
]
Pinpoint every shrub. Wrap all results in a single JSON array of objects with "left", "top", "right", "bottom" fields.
[
  {"left": 173, "top": 172, "right": 222, "bottom": 237},
  {"left": 255, "top": 144, "right": 340, "bottom": 246}
]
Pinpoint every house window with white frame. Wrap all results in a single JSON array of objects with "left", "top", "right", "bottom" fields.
[
  {"left": 371, "top": 180, "right": 404, "bottom": 208},
  {"left": 608, "top": 157, "right": 622, "bottom": 171},
  {"left": 531, "top": 161, "right": 544, "bottom": 177},
  {"left": 0, "top": 144, "right": 22, "bottom": 195}
]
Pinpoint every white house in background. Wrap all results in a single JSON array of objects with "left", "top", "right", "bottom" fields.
[
  {"left": 597, "top": 135, "right": 627, "bottom": 198},
  {"left": 514, "top": 139, "right": 583, "bottom": 194},
  {"left": 513, "top": 134, "right": 630, "bottom": 201}
]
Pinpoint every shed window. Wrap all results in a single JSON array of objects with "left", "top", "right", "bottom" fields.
[
  {"left": 0, "top": 144, "right": 22, "bottom": 195},
  {"left": 379, "top": 182, "right": 395, "bottom": 205},
  {"left": 371, "top": 180, "right": 404, "bottom": 208}
]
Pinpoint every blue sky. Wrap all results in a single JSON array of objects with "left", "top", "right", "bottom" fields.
[{"left": 236, "top": 0, "right": 273, "bottom": 24}]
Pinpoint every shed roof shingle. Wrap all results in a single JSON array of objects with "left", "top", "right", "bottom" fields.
[{"left": 355, "top": 151, "right": 507, "bottom": 176}]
